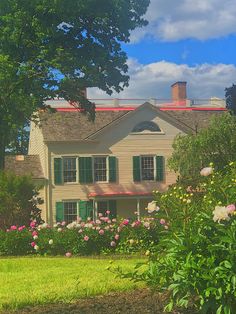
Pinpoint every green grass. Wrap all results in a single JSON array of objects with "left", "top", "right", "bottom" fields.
[{"left": 0, "top": 256, "right": 146, "bottom": 311}]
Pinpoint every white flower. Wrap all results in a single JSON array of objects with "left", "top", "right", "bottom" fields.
[
  {"left": 37, "top": 223, "right": 49, "bottom": 230},
  {"left": 57, "top": 228, "right": 62, "bottom": 232},
  {"left": 213, "top": 206, "right": 230, "bottom": 223},
  {"left": 147, "top": 201, "right": 160, "bottom": 213},
  {"left": 33, "top": 235, "right": 38, "bottom": 240},
  {"left": 49, "top": 239, "right": 53, "bottom": 245},
  {"left": 84, "top": 223, "right": 93, "bottom": 229},
  {"left": 67, "top": 221, "right": 78, "bottom": 229},
  {"left": 34, "top": 245, "right": 39, "bottom": 251},
  {"left": 200, "top": 167, "right": 213, "bottom": 177}
]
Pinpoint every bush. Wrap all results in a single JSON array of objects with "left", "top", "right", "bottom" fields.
[
  {"left": 0, "top": 171, "right": 43, "bottom": 229},
  {"left": 0, "top": 214, "right": 166, "bottom": 256},
  {"left": 120, "top": 163, "right": 236, "bottom": 313}
]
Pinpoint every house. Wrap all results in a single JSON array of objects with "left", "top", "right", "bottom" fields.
[{"left": 12, "top": 82, "right": 226, "bottom": 225}]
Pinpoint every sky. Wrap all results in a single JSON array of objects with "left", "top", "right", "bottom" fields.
[{"left": 88, "top": 0, "right": 236, "bottom": 101}]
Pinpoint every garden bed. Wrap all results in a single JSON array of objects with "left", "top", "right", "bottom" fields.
[{"left": 4, "top": 289, "right": 196, "bottom": 314}]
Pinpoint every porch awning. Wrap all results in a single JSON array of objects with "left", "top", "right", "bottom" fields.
[{"left": 88, "top": 191, "right": 153, "bottom": 199}]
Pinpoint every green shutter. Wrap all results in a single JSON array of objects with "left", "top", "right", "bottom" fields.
[
  {"left": 109, "top": 156, "right": 117, "bottom": 182},
  {"left": 79, "top": 201, "right": 88, "bottom": 220},
  {"left": 56, "top": 202, "right": 64, "bottom": 222},
  {"left": 133, "top": 156, "right": 141, "bottom": 182},
  {"left": 54, "top": 158, "right": 63, "bottom": 184},
  {"left": 87, "top": 200, "right": 94, "bottom": 219},
  {"left": 108, "top": 200, "right": 117, "bottom": 219},
  {"left": 79, "top": 200, "right": 93, "bottom": 221},
  {"left": 156, "top": 156, "right": 164, "bottom": 182},
  {"left": 79, "top": 157, "right": 93, "bottom": 183}
]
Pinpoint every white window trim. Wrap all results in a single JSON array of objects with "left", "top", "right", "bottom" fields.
[
  {"left": 62, "top": 200, "right": 80, "bottom": 222},
  {"left": 92, "top": 155, "right": 109, "bottom": 183},
  {"left": 140, "top": 155, "right": 156, "bottom": 182},
  {"left": 58, "top": 156, "right": 78, "bottom": 184}
]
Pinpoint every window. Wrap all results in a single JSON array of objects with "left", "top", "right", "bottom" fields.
[
  {"left": 63, "top": 157, "right": 77, "bottom": 183},
  {"left": 132, "top": 121, "right": 161, "bottom": 133},
  {"left": 141, "top": 156, "right": 155, "bottom": 180},
  {"left": 133, "top": 155, "right": 165, "bottom": 182},
  {"left": 64, "top": 202, "right": 77, "bottom": 223},
  {"left": 97, "top": 201, "right": 108, "bottom": 216},
  {"left": 94, "top": 157, "right": 107, "bottom": 182}
]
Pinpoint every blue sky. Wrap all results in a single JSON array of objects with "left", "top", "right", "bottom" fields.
[{"left": 88, "top": 0, "right": 236, "bottom": 100}]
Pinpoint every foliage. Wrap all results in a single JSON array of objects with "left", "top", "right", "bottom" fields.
[
  {"left": 6, "top": 124, "right": 29, "bottom": 155},
  {"left": 0, "top": 215, "right": 166, "bottom": 256},
  {"left": 117, "top": 163, "right": 236, "bottom": 313},
  {"left": 225, "top": 84, "right": 236, "bottom": 115},
  {"left": 0, "top": 0, "right": 150, "bottom": 168},
  {"left": 0, "top": 171, "right": 43, "bottom": 229},
  {"left": 168, "top": 113, "right": 236, "bottom": 186}
]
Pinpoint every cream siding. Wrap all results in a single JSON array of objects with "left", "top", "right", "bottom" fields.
[{"left": 28, "top": 120, "right": 48, "bottom": 220}]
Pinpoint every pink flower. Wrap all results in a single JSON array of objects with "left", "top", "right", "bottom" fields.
[
  {"left": 110, "top": 241, "right": 116, "bottom": 247},
  {"left": 112, "top": 218, "right": 116, "bottom": 223},
  {"left": 30, "top": 221, "right": 36, "bottom": 228},
  {"left": 10, "top": 225, "right": 17, "bottom": 230},
  {"left": 18, "top": 226, "right": 24, "bottom": 232},
  {"left": 65, "top": 252, "right": 72, "bottom": 258},
  {"left": 32, "top": 231, "right": 38, "bottom": 236},
  {"left": 114, "top": 234, "right": 119, "bottom": 240},
  {"left": 160, "top": 219, "right": 166, "bottom": 225},
  {"left": 226, "top": 204, "right": 236, "bottom": 213},
  {"left": 98, "top": 213, "right": 103, "bottom": 217},
  {"left": 84, "top": 235, "right": 89, "bottom": 241},
  {"left": 106, "top": 210, "right": 110, "bottom": 215},
  {"left": 61, "top": 221, "right": 66, "bottom": 226},
  {"left": 6, "top": 229, "right": 10, "bottom": 232},
  {"left": 122, "top": 219, "right": 129, "bottom": 226},
  {"left": 78, "top": 229, "right": 83, "bottom": 233},
  {"left": 99, "top": 229, "right": 105, "bottom": 235},
  {"left": 31, "top": 242, "right": 36, "bottom": 247}
]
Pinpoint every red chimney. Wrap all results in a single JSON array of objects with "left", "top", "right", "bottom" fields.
[{"left": 171, "top": 81, "right": 187, "bottom": 106}]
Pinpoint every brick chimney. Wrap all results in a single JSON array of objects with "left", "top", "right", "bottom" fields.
[{"left": 171, "top": 81, "right": 187, "bottom": 105}]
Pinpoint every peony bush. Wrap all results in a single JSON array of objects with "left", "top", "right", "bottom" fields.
[
  {"left": 0, "top": 213, "right": 167, "bottom": 256},
  {"left": 116, "top": 162, "right": 236, "bottom": 314}
]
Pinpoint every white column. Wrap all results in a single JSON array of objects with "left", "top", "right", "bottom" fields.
[
  {"left": 137, "top": 198, "right": 140, "bottom": 221},
  {"left": 94, "top": 200, "right": 98, "bottom": 221}
]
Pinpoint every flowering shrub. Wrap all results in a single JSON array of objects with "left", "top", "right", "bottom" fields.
[
  {"left": 117, "top": 162, "right": 236, "bottom": 313},
  {"left": 0, "top": 213, "right": 166, "bottom": 256}
]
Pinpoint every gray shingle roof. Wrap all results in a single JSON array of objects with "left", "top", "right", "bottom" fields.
[
  {"left": 39, "top": 106, "right": 226, "bottom": 142},
  {"left": 5, "top": 155, "right": 44, "bottom": 179},
  {"left": 40, "top": 110, "right": 130, "bottom": 141}
]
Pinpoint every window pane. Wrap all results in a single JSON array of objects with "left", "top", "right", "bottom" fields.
[
  {"left": 97, "top": 201, "right": 108, "bottom": 216},
  {"left": 64, "top": 202, "right": 77, "bottom": 223},
  {"left": 63, "top": 158, "right": 77, "bottom": 182},
  {"left": 141, "top": 156, "right": 154, "bottom": 180},
  {"left": 94, "top": 157, "right": 107, "bottom": 182}
]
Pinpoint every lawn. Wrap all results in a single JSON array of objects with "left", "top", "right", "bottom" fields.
[{"left": 0, "top": 256, "right": 146, "bottom": 311}]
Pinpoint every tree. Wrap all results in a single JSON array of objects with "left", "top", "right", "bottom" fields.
[
  {"left": 168, "top": 113, "right": 236, "bottom": 185},
  {"left": 0, "top": 0, "right": 150, "bottom": 169},
  {"left": 225, "top": 84, "right": 236, "bottom": 115},
  {"left": 0, "top": 172, "right": 43, "bottom": 229}
]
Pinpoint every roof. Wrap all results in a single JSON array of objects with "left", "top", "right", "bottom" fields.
[
  {"left": 5, "top": 155, "right": 45, "bottom": 179},
  {"left": 39, "top": 104, "right": 226, "bottom": 142},
  {"left": 163, "top": 110, "right": 225, "bottom": 133},
  {"left": 39, "top": 110, "right": 129, "bottom": 142}
]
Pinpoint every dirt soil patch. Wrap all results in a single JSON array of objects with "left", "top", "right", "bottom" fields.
[{"left": 4, "top": 289, "right": 196, "bottom": 314}]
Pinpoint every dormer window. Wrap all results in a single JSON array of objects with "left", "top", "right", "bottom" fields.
[{"left": 132, "top": 121, "right": 161, "bottom": 133}]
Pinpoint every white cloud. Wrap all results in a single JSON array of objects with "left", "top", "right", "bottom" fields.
[
  {"left": 88, "top": 59, "right": 236, "bottom": 100},
  {"left": 131, "top": 0, "right": 236, "bottom": 42}
]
